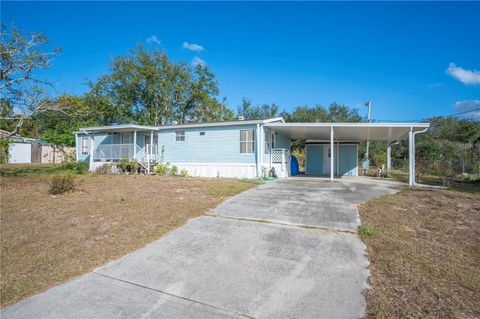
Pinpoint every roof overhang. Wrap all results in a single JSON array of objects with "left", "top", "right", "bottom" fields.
[
  {"left": 158, "top": 117, "right": 284, "bottom": 130},
  {"left": 79, "top": 124, "right": 159, "bottom": 133},
  {"left": 264, "top": 122, "right": 430, "bottom": 141}
]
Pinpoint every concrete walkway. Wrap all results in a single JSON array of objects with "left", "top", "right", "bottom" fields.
[{"left": 2, "top": 177, "right": 403, "bottom": 319}]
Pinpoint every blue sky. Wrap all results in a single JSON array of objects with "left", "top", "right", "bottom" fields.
[{"left": 2, "top": 1, "right": 479, "bottom": 121}]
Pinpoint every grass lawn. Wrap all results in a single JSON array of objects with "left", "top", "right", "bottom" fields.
[
  {"left": 359, "top": 188, "right": 480, "bottom": 318},
  {"left": 0, "top": 164, "right": 259, "bottom": 306}
]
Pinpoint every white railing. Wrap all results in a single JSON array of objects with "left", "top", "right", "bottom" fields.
[
  {"left": 144, "top": 144, "right": 159, "bottom": 162},
  {"left": 94, "top": 144, "right": 159, "bottom": 162},
  {"left": 271, "top": 148, "right": 290, "bottom": 174}
]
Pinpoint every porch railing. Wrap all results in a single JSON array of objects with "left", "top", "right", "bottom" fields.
[
  {"left": 271, "top": 148, "right": 290, "bottom": 173},
  {"left": 93, "top": 143, "right": 158, "bottom": 162}
]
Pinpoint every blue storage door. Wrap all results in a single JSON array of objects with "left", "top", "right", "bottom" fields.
[
  {"left": 339, "top": 145, "right": 358, "bottom": 176},
  {"left": 306, "top": 144, "right": 323, "bottom": 174}
]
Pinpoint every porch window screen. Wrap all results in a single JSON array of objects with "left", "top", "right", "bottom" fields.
[
  {"left": 145, "top": 134, "right": 158, "bottom": 145},
  {"left": 240, "top": 130, "right": 255, "bottom": 154},
  {"left": 175, "top": 130, "right": 185, "bottom": 142},
  {"left": 81, "top": 138, "right": 90, "bottom": 155},
  {"left": 120, "top": 132, "right": 133, "bottom": 144}
]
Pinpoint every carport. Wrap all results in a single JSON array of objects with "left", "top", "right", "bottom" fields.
[{"left": 264, "top": 122, "right": 430, "bottom": 186}]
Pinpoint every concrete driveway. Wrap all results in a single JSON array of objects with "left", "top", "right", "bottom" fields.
[{"left": 3, "top": 177, "right": 402, "bottom": 319}]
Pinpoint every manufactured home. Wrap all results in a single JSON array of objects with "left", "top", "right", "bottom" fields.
[{"left": 75, "top": 118, "right": 430, "bottom": 186}]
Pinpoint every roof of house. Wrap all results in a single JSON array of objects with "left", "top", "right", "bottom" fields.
[
  {"left": 76, "top": 119, "right": 430, "bottom": 141},
  {"left": 77, "top": 117, "right": 285, "bottom": 133}
]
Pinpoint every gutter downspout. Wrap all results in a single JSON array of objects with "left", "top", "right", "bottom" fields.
[{"left": 411, "top": 127, "right": 445, "bottom": 188}]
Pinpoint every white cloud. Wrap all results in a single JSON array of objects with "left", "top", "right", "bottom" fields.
[
  {"left": 454, "top": 100, "right": 480, "bottom": 117},
  {"left": 446, "top": 63, "right": 480, "bottom": 85},
  {"left": 183, "top": 42, "right": 204, "bottom": 52},
  {"left": 146, "top": 35, "right": 161, "bottom": 46},
  {"left": 191, "top": 57, "right": 206, "bottom": 67}
]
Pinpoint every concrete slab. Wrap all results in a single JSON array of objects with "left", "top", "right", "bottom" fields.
[
  {"left": 2, "top": 273, "right": 245, "bottom": 319},
  {"left": 208, "top": 177, "right": 402, "bottom": 231},
  {"left": 95, "top": 217, "right": 370, "bottom": 319}
]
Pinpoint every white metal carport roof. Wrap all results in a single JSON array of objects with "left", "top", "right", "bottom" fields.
[{"left": 264, "top": 122, "right": 430, "bottom": 141}]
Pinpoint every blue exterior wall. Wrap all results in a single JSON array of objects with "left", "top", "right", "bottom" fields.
[
  {"left": 158, "top": 124, "right": 258, "bottom": 164},
  {"left": 305, "top": 144, "right": 358, "bottom": 176},
  {"left": 338, "top": 144, "right": 358, "bottom": 176},
  {"left": 275, "top": 132, "right": 291, "bottom": 150},
  {"left": 76, "top": 132, "right": 89, "bottom": 162},
  {"left": 306, "top": 144, "right": 323, "bottom": 174}
]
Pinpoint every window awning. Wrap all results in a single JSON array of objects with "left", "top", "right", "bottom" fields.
[{"left": 264, "top": 123, "right": 430, "bottom": 141}]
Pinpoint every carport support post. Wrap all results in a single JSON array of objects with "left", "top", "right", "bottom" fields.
[
  {"left": 133, "top": 129, "right": 137, "bottom": 160},
  {"left": 330, "top": 126, "right": 334, "bottom": 181},
  {"left": 387, "top": 144, "right": 392, "bottom": 175},
  {"left": 408, "top": 127, "right": 414, "bottom": 186},
  {"left": 89, "top": 132, "right": 95, "bottom": 171}
]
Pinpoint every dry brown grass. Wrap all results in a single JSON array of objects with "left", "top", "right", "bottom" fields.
[
  {"left": 0, "top": 173, "right": 258, "bottom": 306},
  {"left": 359, "top": 188, "right": 480, "bottom": 319}
]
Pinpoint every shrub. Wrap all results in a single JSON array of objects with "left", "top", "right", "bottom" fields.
[
  {"left": 49, "top": 174, "right": 75, "bottom": 194},
  {"left": 180, "top": 169, "right": 190, "bottom": 177},
  {"left": 170, "top": 165, "right": 178, "bottom": 176},
  {"left": 63, "top": 161, "right": 89, "bottom": 174},
  {"left": 119, "top": 158, "right": 139, "bottom": 174},
  {"left": 154, "top": 162, "right": 170, "bottom": 176},
  {"left": 95, "top": 163, "right": 113, "bottom": 174}
]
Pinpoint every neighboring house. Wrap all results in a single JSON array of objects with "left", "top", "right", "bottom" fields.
[
  {"left": 75, "top": 118, "right": 430, "bottom": 185},
  {"left": 1, "top": 130, "right": 74, "bottom": 164}
]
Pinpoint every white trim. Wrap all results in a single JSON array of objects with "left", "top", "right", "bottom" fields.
[
  {"left": 80, "top": 124, "right": 159, "bottom": 132},
  {"left": 265, "top": 122, "right": 430, "bottom": 128},
  {"left": 330, "top": 126, "right": 334, "bottom": 181},
  {"left": 171, "top": 162, "right": 256, "bottom": 166},
  {"left": 75, "top": 133, "right": 79, "bottom": 161},
  {"left": 158, "top": 117, "right": 284, "bottom": 130},
  {"left": 173, "top": 163, "right": 257, "bottom": 179}
]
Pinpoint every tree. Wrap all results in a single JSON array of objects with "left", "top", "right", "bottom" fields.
[
  {"left": 237, "top": 98, "right": 280, "bottom": 119},
  {"left": 286, "top": 103, "right": 362, "bottom": 123},
  {"left": 88, "top": 45, "right": 231, "bottom": 126},
  {"left": 0, "top": 24, "right": 68, "bottom": 137},
  {"left": 34, "top": 95, "right": 96, "bottom": 146}
]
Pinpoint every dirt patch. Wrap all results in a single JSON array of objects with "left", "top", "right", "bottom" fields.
[
  {"left": 359, "top": 188, "right": 480, "bottom": 318},
  {"left": 0, "top": 174, "right": 259, "bottom": 306}
]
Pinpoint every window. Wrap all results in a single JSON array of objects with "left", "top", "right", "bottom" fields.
[
  {"left": 264, "top": 132, "right": 275, "bottom": 154},
  {"left": 175, "top": 130, "right": 185, "bottom": 141},
  {"left": 81, "top": 138, "right": 90, "bottom": 155},
  {"left": 240, "top": 130, "right": 255, "bottom": 154},
  {"left": 199, "top": 131, "right": 206, "bottom": 136},
  {"left": 120, "top": 132, "right": 133, "bottom": 144}
]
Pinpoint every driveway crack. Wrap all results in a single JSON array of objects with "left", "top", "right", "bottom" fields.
[
  {"left": 207, "top": 214, "right": 357, "bottom": 235},
  {"left": 91, "top": 272, "right": 256, "bottom": 319}
]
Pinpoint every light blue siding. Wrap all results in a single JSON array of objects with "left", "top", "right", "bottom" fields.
[
  {"left": 338, "top": 145, "right": 358, "bottom": 176},
  {"left": 159, "top": 124, "right": 258, "bottom": 164},
  {"left": 275, "top": 132, "right": 291, "bottom": 150},
  {"left": 76, "top": 133, "right": 90, "bottom": 163},
  {"left": 306, "top": 144, "right": 323, "bottom": 174}
]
